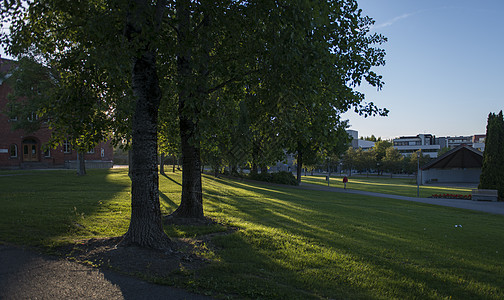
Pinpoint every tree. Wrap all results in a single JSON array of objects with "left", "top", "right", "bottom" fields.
[
  {"left": 372, "top": 140, "right": 392, "bottom": 175},
  {"left": 2, "top": 0, "right": 388, "bottom": 246},
  {"left": 6, "top": 57, "right": 111, "bottom": 176},
  {"left": 437, "top": 147, "right": 451, "bottom": 156},
  {"left": 381, "top": 147, "right": 403, "bottom": 177},
  {"left": 404, "top": 150, "right": 431, "bottom": 175},
  {"left": 479, "top": 111, "right": 504, "bottom": 199},
  {"left": 360, "top": 149, "right": 377, "bottom": 177},
  {"left": 342, "top": 147, "right": 357, "bottom": 176}
]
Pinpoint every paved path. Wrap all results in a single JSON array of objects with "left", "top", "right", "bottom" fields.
[
  {"left": 298, "top": 183, "right": 504, "bottom": 215},
  {"left": 0, "top": 245, "right": 213, "bottom": 300}
]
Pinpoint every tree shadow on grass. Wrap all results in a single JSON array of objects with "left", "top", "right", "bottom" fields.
[
  {"left": 161, "top": 173, "right": 182, "bottom": 186},
  {"left": 159, "top": 191, "right": 179, "bottom": 212},
  {"left": 200, "top": 176, "right": 504, "bottom": 299}
]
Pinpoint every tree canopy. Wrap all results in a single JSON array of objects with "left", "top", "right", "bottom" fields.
[
  {"left": 479, "top": 111, "right": 504, "bottom": 199},
  {"left": 1, "top": 0, "right": 388, "bottom": 248}
]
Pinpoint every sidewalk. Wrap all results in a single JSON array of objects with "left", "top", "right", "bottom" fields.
[
  {"left": 0, "top": 245, "right": 213, "bottom": 300},
  {"left": 298, "top": 183, "right": 504, "bottom": 216}
]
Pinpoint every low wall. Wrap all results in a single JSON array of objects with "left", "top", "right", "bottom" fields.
[{"left": 64, "top": 160, "right": 113, "bottom": 169}]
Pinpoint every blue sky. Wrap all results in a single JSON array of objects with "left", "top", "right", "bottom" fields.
[
  {"left": 344, "top": 0, "right": 504, "bottom": 139},
  {"left": 2, "top": 1, "right": 503, "bottom": 140}
]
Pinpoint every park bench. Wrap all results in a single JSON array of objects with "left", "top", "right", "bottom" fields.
[{"left": 471, "top": 189, "right": 499, "bottom": 202}]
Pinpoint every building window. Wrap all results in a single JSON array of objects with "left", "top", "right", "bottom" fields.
[
  {"left": 63, "top": 140, "right": 72, "bottom": 153},
  {"left": 7, "top": 103, "right": 18, "bottom": 121},
  {"left": 27, "top": 111, "right": 39, "bottom": 122},
  {"left": 44, "top": 148, "right": 51, "bottom": 158},
  {"left": 10, "top": 144, "right": 18, "bottom": 158},
  {"left": 87, "top": 148, "right": 95, "bottom": 154}
]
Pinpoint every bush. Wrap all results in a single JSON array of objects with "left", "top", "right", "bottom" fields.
[{"left": 249, "top": 171, "right": 298, "bottom": 186}]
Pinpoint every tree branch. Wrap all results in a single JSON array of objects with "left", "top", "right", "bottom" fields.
[{"left": 205, "top": 69, "right": 258, "bottom": 95}]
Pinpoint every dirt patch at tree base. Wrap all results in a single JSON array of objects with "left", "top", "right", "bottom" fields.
[
  {"left": 56, "top": 237, "right": 208, "bottom": 279},
  {"left": 57, "top": 218, "right": 236, "bottom": 280}
]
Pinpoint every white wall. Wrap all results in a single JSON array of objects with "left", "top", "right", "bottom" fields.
[{"left": 421, "top": 168, "right": 481, "bottom": 184}]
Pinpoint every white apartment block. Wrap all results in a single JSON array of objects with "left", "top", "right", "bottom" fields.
[
  {"left": 346, "top": 130, "right": 375, "bottom": 150},
  {"left": 393, "top": 133, "right": 486, "bottom": 158},
  {"left": 393, "top": 134, "right": 441, "bottom": 158},
  {"left": 446, "top": 135, "right": 485, "bottom": 152}
]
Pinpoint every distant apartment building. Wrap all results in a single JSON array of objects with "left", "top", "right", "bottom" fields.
[
  {"left": 393, "top": 133, "right": 486, "bottom": 158},
  {"left": 346, "top": 129, "right": 375, "bottom": 150},
  {"left": 393, "top": 134, "right": 441, "bottom": 158},
  {"left": 446, "top": 136, "right": 472, "bottom": 148},
  {"left": 445, "top": 135, "right": 486, "bottom": 152},
  {"left": 472, "top": 135, "right": 486, "bottom": 152}
]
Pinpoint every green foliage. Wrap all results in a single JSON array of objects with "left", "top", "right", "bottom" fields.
[
  {"left": 381, "top": 147, "right": 404, "bottom": 176},
  {"left": 403, "top": 150, "right": 432, "bottom": 174},
  {"left": 249, "top": 171, "right": 298, "bottom": 186},
  {"left": 479, "top": 111, "right": 504, "bottom": 199},
  {"left": 1, "top": 0, "right": 389, "bottom": 219},
  {"left": 372, "top": 140, "right": 393, "bottom": 162},
  {"left": 438, "top": 147, "right": 451, "bottom": 156}
]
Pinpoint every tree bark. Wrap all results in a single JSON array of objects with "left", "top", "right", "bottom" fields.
[
  {"left": 76, "top": 150, "right": 86, "bottom": 176},
  {"left": 160, "top": 152, "right": 166, "bottom": 176},
  {"left": 296, "top": 146, "right": 303, "bottom": 184},
  {"left": 120, "top": 0, "right": 170, "bottom": 250},
  {"left": 172, "top": 154, "right": 176, "bottom": 172},
  {"left": 171, "top": 0, "right": 204, "bottom": 219}
]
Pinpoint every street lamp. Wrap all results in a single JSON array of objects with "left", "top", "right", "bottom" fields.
[{"left": 417, "top": 151, "right": 420, "bottom": 197}]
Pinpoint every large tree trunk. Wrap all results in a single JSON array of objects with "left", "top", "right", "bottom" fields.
[
  {"left": 120, "top": 0, "right": 170, "bottom": 250},
  {"left": 171, "top": 0, "right": 204, "bottom": 219},
  {"left": 76, "top": 150, "right": 86, "bottom": 176},
  {"left": 173, "top": 120, "right": 204, "bottom": 218}
]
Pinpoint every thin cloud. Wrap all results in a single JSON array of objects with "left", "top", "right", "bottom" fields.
[{"left": 373, "top": 12, "right": 416, "bottom": 29}]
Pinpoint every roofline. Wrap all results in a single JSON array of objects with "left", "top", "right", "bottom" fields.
[{"left": 421, "top": 145, "right": 483, "bottom": 170}]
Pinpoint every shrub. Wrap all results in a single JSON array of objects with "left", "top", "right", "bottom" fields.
[{"left": 249, "top": 171, "right": 298, "bottom": 186}]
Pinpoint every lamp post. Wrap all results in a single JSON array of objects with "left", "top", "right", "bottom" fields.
[{"left": 417, "top": 151, "right": 420, "bottom": 197}]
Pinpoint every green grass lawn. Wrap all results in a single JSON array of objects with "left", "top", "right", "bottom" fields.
[
  {"left": 303, "top": 175, "right": 473, "bottom": 198},
  {"left": 1, "top": 169, "right": 503, "bottom": 299}
]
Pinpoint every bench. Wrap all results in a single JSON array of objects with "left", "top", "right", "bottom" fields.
[{"left": 471, "top": 189, "right": 499, "bottom": 202}]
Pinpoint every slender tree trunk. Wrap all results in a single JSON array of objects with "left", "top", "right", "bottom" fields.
[
  {"left": 297, "top": 147, "right": 303, "bottom": 184},
  {"left": 160, "top": 152, "right": 166, "bottom": 175},
  {"left": 128, "top": 149, "right": 132, "bottom": 178},
  {"left": 121, "top": 0, "right": 170, "bottom": 249},
  {"left": 259, "top": 164, "right": 267, "bottom": 174},
  {"left": 172, "top": 154, "right": 176, "bottom": 172},
  {"left": 76, "top": 150, "right": 86, "bottom": 176},
  {"left": 251, "top": 138, "right": 260, "bottom": 174}
]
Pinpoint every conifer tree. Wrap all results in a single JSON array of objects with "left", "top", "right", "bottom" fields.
[{"left": 479, "top": 111, "right": 504, "bottom": 200}]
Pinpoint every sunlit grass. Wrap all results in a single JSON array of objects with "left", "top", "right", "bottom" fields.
[
  {"left": 0, "top": 169, "right": 131, "bottom": 246},
  {"left": 303, "top": 175, "right": 473, "bottom": 198},
  {"left": 0, "top": 169, "right": 502, "bottom": 299}
]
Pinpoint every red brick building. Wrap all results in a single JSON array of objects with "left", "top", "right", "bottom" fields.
[{"left": 0, "top": 58, "right": 113, "bottom": 169}]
